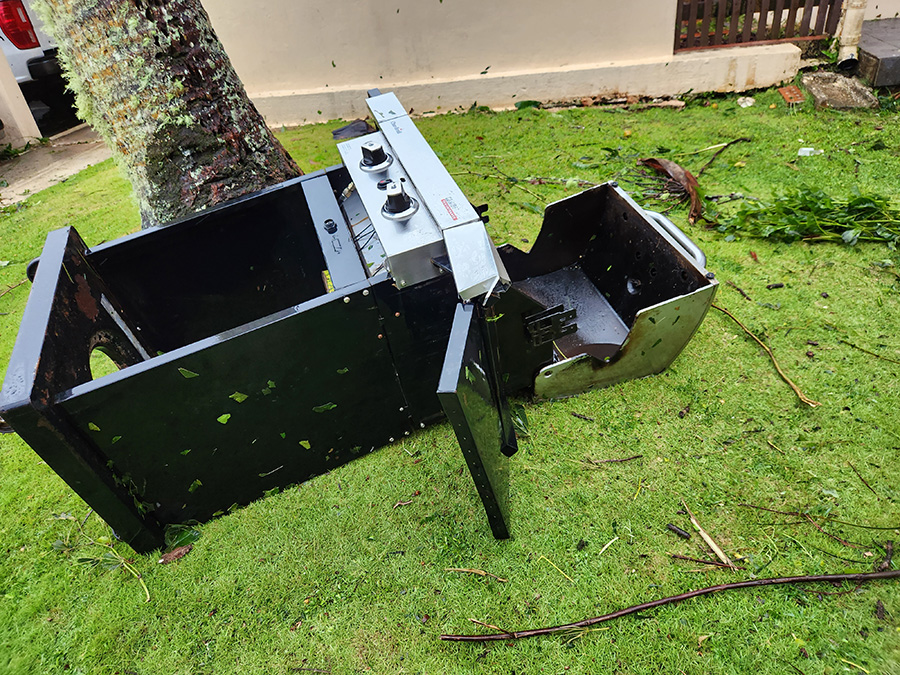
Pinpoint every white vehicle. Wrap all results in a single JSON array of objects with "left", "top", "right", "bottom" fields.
[{"left": 0, "top": 0, "right": 66, "bottom": 109}]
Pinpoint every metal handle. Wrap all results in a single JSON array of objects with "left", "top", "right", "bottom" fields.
[{"left": 643, "top": 210, "right": 706, "bottom": 269}]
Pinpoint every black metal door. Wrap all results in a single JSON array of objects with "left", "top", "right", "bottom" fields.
[{"left": 437, "top": 303, "right": 517, "bottom": 539}]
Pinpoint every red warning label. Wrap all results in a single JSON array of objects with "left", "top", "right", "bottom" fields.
[{"left": 441, "top": 198, "right": 459, "bottom": 221}]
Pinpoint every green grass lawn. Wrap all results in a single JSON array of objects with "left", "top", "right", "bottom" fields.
[{"left": 2, "top": 84, "right": 900, "bottom": 674}]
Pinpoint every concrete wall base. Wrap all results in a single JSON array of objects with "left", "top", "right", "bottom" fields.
[{"left": 252, "top": 43, "right": 801, "bottom": 127}]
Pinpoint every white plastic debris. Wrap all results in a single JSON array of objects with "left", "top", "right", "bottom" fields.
[
  {"left": 737, "top": 96, "right": 756, "bottom": 108},
  {"left": 797, "top": 147, "right": 824, "bottom": 156}
]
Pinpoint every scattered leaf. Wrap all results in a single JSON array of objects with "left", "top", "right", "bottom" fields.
[
  {"left": 229, "top": 392, "right": 249, "bottom": 403},
  {"left": 312, "top": 403, "right": 337, "bottom": 413},
  {"left": 299, "top": 440, "right": 311, "bottom": 449},
  {"left": 88, "top": 422, "right": 101, "bottom": 432},
  {"left": 158, "top": 544, "right": 193, "bottom": 565},
  {"left": 638, "top": 157, "right": 702, "bottom": 224},
  {"left": 178, "top": 368, "right": 199, "bottom": 379},
  {"left": 164, "top": 525, "right": 201, "bottom": 549},
  {"left": 188, "top": 479, "right": 202, "bottom": 493},
  {"left": 217, "top": 413, "right": 231, "bottom": 424}
]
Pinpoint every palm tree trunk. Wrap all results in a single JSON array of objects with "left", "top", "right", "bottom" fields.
[{"left": 32, "top": 0, "right": 302, "bottom": 227}]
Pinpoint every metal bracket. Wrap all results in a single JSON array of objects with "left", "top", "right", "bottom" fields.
[{"left": 525, "top": 305, "right": 577, "bottom": 347}]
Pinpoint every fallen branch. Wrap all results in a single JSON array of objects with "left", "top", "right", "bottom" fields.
[
  {"left": 439, "top": 570, "right": 900, "bottom": 642},
  {"left": 445, "top": 568, "right": 508, "bottom": 583},
  {"left": 712, "top": 303, "right": 820, "bottom": 407}
]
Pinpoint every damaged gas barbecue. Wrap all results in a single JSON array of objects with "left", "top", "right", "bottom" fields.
[{"left": 0, "top": 92, "right": 717, "bottom": 552}]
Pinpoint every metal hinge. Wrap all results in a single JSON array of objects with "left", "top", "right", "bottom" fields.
[{"left": 524, "top": 305, "right": 577, "bottom": 346}]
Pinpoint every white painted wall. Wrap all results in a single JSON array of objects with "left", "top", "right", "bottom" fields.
[
  {"left": 202, "top": 0, "right": 803, "bottom": 124},
  {"left": 204, "top": 0, "right": 676, "bottom": 97},
  {"left": 865, "top": 0, "right": 900, "bottom": 18}
]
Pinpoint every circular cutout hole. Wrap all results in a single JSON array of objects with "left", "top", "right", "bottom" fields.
[
  {"left": 626, "top": 277, "right": 642, "bottom": 295},
  {"left": 90, "top": 348, "right": 121, "bottom": 380}
]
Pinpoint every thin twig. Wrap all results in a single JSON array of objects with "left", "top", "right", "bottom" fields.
[
  {"left": 825, "top": 518, "right": 900, "bottom": 531},
  {"left": 712, "top": 304, "right": 820, "bottom": 407},
  {"left": 538, "top": 555, "right": 575, "bottom": 583},
  {"left": 697, "top": 137, "right": 752, "bottom": 176},
  {"left": 597, "top": 536, "right": 619, "bottom": 557},
  {"left": 469, "top": 619, "right": 512, "bottom": 636},
  {"left": 0, "top": 279, "right": 27, "bottom": 300},
  {"left": 726, "top": 279, "right": 752, "bottom": 301},
  {"left": 450, "top": 168, "right": 544, "bottom": 201},
  {"left": 848, "top": 461, "right": 879, "bottom": 499},
  {"left": 840, "top": 658, "right": 870, "bottom": 674},
  {"left": 439, "top": 570, "right": 900, "bottom": 642},
  {"left": 682, "top": 501, "right": 735, "bottom": 570},
  {"left": 671, "top": 554, "right": 745, "bottom": 570},
  {"left": 741, "top": 503, "right": 867, "bottom": 549},
  {"left": 445, "top": 568, "right": 508, "bottom": 583},
  {"left": 766, "top": 439, "right": 785, "bottom": 455},
  {"left": 739, "top": 503, "right": 797, "bottom": 518},
  {"left": 839, "top": 339, "right": 900, "bottom": 365},
  {"left": 578, "top": 454, "right": 643, "bottom": 467},
  {"left": 802, "top": 513, "right": 863, "bottom": 550}
]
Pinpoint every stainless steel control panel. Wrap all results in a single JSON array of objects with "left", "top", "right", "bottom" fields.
[{"left": 337, "top": 92, "right": 508, "bottom": 300}]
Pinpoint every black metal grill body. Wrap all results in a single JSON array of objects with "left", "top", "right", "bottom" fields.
[{"left": 1, "top": 97, "right": 716, "bottom": 552}]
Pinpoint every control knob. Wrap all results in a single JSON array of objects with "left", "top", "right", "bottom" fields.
[
  {"left": 359, "top": 141, "right": 392, "bottom": 173},
  {"left": 382, "top": 181, "right": 418, "bottom": 221}
]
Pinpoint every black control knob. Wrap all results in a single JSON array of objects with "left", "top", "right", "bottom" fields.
[
  {"left": 384, "top": 182, "right": 411, "bottom": 214},
  {"left": 382, "top": 181, "right": 418, "bottom": 221},
  {"left": 360, "top": 141, "right": 391, "bottom": 172}
]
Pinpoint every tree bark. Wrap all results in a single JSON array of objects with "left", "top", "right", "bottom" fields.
[{"left": 32, "top": 0, "right": 302, "bottom": 228}]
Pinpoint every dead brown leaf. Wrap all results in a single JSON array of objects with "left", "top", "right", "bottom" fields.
[
  {"left": 158, "top": 544, "right": 193, "bottom": 564},
  {"left": 638, "top": 157, "right": 703, "bottom": 224}
]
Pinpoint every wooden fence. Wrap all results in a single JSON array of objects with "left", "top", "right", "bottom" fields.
[{"left": 675, "top": 0, "right": 844, "bottom": 51}]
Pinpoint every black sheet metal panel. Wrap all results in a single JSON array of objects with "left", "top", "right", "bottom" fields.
[
  {"left": 52, "top": 274, "right": 410, "bottom": 549},
  {"left": 483, "top": 285, "right": 554, "bottom": 395},
  {"left": 371, "top": 272, "right": 459, "bottom": 427},
  {"left": 87, "top": 174, "right": 329, "bottom": 353},
  {"left": 499, "top": 183, "right": 707, "bottom": 328},
  {"left": 438, "top": 304, "right": 517, "bottom": 540},
  {"left": 1, "top": 227, "right": 164, "bottom": 552}
]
